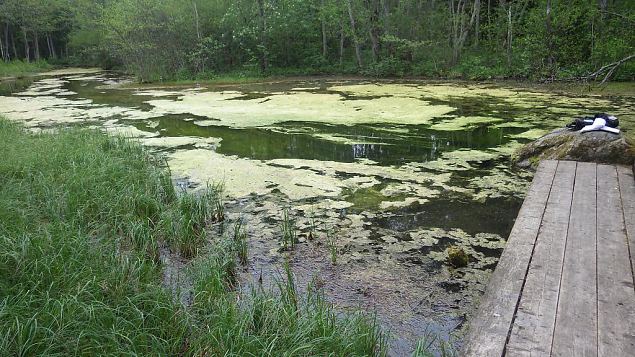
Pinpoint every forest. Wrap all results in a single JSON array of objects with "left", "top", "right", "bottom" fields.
[
  {"left": 1, "top": 1, "right": 635, "bottom": 357},
  {"left": 0, "top": 0, "right": 633, "bottom": 82}
]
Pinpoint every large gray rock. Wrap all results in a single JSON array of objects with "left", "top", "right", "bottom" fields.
[{"left": 514, "top": 128, "right": 635, "bottom": 168}]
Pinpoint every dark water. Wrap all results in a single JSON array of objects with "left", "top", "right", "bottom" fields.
[
  {"left": 2, "top": 72, "right": 632, "bottom": 355},
  {"left": 135, "top": 116, "right": 527, "bottom": 165}
]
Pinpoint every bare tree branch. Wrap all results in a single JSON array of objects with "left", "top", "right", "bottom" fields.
[
  {"left": 599, "top": 10, "right": 635, "bottom": 24},
  {"left": 585, "top": 54, "right": 635, "bottom": 84}
]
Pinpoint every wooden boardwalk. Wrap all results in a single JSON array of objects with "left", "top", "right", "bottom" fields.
[{"left": 462, "top": 160, "right": 635, "bottom": 357}]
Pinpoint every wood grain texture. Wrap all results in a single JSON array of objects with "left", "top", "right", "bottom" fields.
[
  {"left": 464, "top": 161, "right": 635, "bottom": 357},
  {"left": 461, "top": 160, "right": 558, "bottom": 357},
  {"left": 551, "top": 162, "right": 598, "bottom": 357},
  {"left": 616, "top": 165, "right": 635, "bottom": 289},
  {"left": 505, "top": 161, "right": 576, "bottom": 357},
  {"left": 596, "top": 164, "right": 635, "bottom": 357}
]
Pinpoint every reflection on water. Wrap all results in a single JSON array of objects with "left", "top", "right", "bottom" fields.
[
  {"left": 135, "top": 115, "right": 527, "bottom": 165},
  {"left": 0, "top": 77, "right": 35, "bottom": 96},
  {"left": 1, "top": 72, "right": 632, "bottom": 355}
]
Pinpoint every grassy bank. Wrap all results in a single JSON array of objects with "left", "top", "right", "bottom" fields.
[
  {"left": 0, "top": 118, "right": 385, "bottom": 356},
  {"left": 0, "top": 60, "right": 52, "bottom": 78}
]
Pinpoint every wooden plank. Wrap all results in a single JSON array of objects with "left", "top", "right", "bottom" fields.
[
  {"left": 616, "top": 165, "right": 635, "bottom": 286},
  {"left": 551, "top": 162, "right": 598, "bottom": 357},
  {"left": 596, "top": 164, "right": 635, "bottom": 356},
  {"left": 505, "top": 160, "right": 576, "bottom": 357},
  {"left": 461, "top": 160, "right": 558, "bottom": 357}
]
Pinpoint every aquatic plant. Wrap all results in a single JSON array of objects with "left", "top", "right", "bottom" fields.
[
  {"left": 412, "top": 328, "right": 458, "bottom": 357},
  {"left": 169, "top": 182, "right": 223, "bottom": 258},
  {"left": 0, "top": 118, "right": 385, "bottom": 356},
  {"left": 306, "top": 209, "right": 318, "bottom": 241},
  {"left": 326, "top": 228, "right": 338, "bottom": 265},
  {"left": 276, "top": 261, "right": 299, "bottom": 312},
  {"left": 280, "top": 208, "right": 298, "bottom": 251},
  {"left": 189, "top": 244, "right": 386, "bottom": 356},
  {"left": 233, "top": 219, "right": 249, "bottom": 265},
  {"left": 447, "top": 246, "right": 469, "bottom": 268}
]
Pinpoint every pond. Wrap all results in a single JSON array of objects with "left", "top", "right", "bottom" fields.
[{"left": 1, "top": 70, "right": 632, "bottom": 355}]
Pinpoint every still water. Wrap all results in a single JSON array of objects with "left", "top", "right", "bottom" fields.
[{"left": 1, "top": 70, "right": 632, "bottom": 355}]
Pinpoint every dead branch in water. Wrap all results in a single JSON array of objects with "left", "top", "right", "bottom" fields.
[{"left": 584, "top": 54, "right": 635, "bottom": 85}]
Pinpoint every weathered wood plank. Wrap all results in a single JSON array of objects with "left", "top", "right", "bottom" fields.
[
  {"left": 616, "top": 165, "right": 635, "bottom": 287},
  {"left": 461, "top": 160, "right": 558, "bottom": 357},
  {"left": 505, "top": 160, "right": 576, "bottom": 357},
  {"left": 551, "top": 162, "right": 597, "bottom": 357},
  {"left": 596, "top": 164, "right": 635, "bottom": 356}
]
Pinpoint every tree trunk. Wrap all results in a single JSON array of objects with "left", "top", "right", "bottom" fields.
[
  {"left": 474, "top": 0, "right": 480, "bottom": 47},
  {"left": 3, "top": 24, "right": 9, "bottom": 61},
  {"left": 192, "top": 1, "right": 203, "bottom": 72},
  {"left": 48, "top": 34, "right": 57, "bottom": 59},
  {"left": 546, "top": 0, "right": 554, "bottom": 72},
  {"left": 346, "top": 0, "right": 363, "bottom": 68},
  {"left": 257, "top": 0, "right": 269, "bottom": 72},
  {"left": 10, "top": 27, "right": 17, "bottom": 61},
  {"left": 50, "top": 35, "right": 57, "bottom": 59},
  {"left": 368, "top": 30, "right": 379, "bottom": 63},
  {"left": 3, "top": 24, "right": 8, "bottom": 61},
  {"left": 33, "top": 31, "right": 40, "bottom": 61},
  {"left": 0, "top": 26, "right": 4, "bottom": 62},
  {"left": 193, "top": 1, "right": 201, "bottom": 40},
  {"left": 367, "top": 0, "right": 381, "bottom": 62},
  {"left": 339, "top": 20, "right": 345, "bottom": 66},
  {"left": 22, "top": 28, "right": 30, "bottom": 62},
  {"left": 450, "top": 0, "right": 480, "bottom": 64},
  {"left": 599, "top": 0, "right": 607, "bottom": 18},
  {"left": 382, "top": 0, "right": 390, "bottom": 34},
  {"left": 321, "top": 0, "right": 328, "bottom": 58},
  {"left": 507, "top": 6, "right": 512, "bottom": 65},
  {"left": 45, "top": 34, "right": 51, "bottom": 59},
  {"left": 590, "top": 19, "right": 594, "bottom": 58},
  {"left": 486, "top": 0, "right": 491, "bottom": 42}
]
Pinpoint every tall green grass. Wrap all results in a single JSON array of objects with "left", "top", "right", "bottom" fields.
[
  {"left": 189, "top": 253, "right": 386, "bottom": 356},
  {"left": 0, "top": 118, "right": 385, "bottom": 356},
  {"left": 280, "top": 208, "right": 298, "bottom": 251},
  {"left": 0, "top": 60, "right": 51, "bottom": 78}
]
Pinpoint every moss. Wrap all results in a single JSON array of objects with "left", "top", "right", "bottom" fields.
[
  {"left": 344, "top": 186, "right": 389, "bottom": 210},
  {"left": 447, "top": 246, "right": 469, "bottom": 267},
  {"left": 528, "top": 156, "right": 541, "bottom": 168}
]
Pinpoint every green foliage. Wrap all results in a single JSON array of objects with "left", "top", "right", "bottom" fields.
[
  {"left": 0, "top": 119, "right": 190, "bottom": 355},
  {"left": 0, "top": 60, "right": 51, "bottom": 77},
  {"left": 0, "top": 118, "right": 386, "bottom": 356},
  {"left": 412, "top": 329, "right": 457, "bottom": 357},
  {"left": 280, "top": 208, "right": 297, "bottom": 251},
  {"left": 168, "top": 184, "right": 223, "bottom": 258},
  {"left": 1, "top": 1, "right": 633, "bottom": 80},
  {"left": 361, "top": 57, "right": 409, "bottom": 77},
  {"left": 233, "top": 219, "right": 249, "bottom": 265},
  {"left": 190, "top": 255, "right": 387, "bottom": 356}
]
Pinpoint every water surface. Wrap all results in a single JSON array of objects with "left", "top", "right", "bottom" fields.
[{"left": 1, "top": 72, "right": 632, "bottom": 355}]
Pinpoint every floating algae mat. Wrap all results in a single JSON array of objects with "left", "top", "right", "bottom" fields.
[{"left": 1, "top": 73, "right": 633, "bottom": 354}]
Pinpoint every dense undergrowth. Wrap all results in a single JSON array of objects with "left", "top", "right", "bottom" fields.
[
  {"left": 0, "top": 118, "right": 385, "bottom": 356},
  {"left": 0, "top": 60, "right": 52, "bottom": 78}
]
